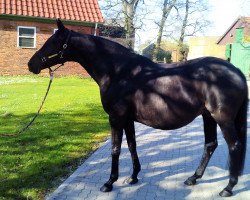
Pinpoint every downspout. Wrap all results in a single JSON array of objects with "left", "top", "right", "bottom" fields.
[{"left": 94, "top": 23, "right": 98, "bottom": 36}]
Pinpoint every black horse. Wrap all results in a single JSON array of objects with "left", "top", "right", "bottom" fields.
[{"left": 28, "top": 20, "right": 248, "bottom": 197}]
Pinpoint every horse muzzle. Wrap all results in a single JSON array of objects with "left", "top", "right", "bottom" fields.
[{"left": 28, "top": 61, "right": 41, "bottom": 74}]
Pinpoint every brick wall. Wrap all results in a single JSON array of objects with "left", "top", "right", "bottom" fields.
[
  {"left": 0, "top": 19, "right": 98, "bottom": 76},
  {"left": 217, "top": 18, "right": 250, "bottom": 45}
]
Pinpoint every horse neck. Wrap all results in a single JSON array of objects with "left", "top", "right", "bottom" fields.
[{"left": 69, "top": 33, "right": 132, "bottom": 89}]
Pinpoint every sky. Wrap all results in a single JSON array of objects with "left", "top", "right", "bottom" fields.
[
  {"left": 135, "top": 0, "right": 250, "bottom": 49},
  {"left": 208, "top": 0, "right": 249, "bottom": 36}
]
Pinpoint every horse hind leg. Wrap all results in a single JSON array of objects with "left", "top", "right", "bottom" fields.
[
  {"left": 218, "top": 121, "right": 243, "bottom": 197},
  {"left": 219, "top": 97, "right": 248, "bottom": 197},
  {"left": 184, "top": 112, "right": 218, "bottom": 186},
  {"left": 124, "top": 120, "right": 141, "bottom": 184}
]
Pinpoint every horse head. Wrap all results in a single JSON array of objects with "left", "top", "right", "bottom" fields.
[{"left": 28, "top": 19, "right": 71, "bottom": 74}]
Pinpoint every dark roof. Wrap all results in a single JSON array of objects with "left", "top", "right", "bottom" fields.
[{"left": 0, "top": 0, "right": 104, "bottom": 23}]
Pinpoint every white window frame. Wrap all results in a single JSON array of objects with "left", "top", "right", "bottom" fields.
[{"left": 17, "top": 26, "right": 36, "bottom": 48}]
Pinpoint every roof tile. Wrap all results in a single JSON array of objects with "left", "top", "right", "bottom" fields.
[{"left": 0, "top": 0, "right": 104, "bottom": 23}]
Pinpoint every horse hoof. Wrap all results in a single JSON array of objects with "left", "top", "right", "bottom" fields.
[
  {"left": 184, "top": 178, "right": 196, "bottom": 186},
  {"left": 124, "top": 177, "right": 139, "bottom": 185},
  {"left": 100, "top": 183, "right": 113, "bottom": 192},
  {"left": 219, "top": 188, "right": 233, "bottom": 197}
]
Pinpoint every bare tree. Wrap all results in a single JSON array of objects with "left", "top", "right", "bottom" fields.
[
  {"left": 99, "top": 0, "right": 145, "bottom": 49},
  {"left": 99, "top": 0, "right": 211, "bottom": 55},
  {"left": 177, "top": 0, "right": 211, "bottom": 61},
  {"left": 122, "top": 0, "right": 141, "bottom": 49},
  {"left": 153, "top": 0, "right": 177, "bottom": 61}
]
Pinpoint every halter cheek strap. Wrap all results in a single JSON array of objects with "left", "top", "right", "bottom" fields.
[{"left": 40, "top": 30, "right": 71, "bottom": 63}]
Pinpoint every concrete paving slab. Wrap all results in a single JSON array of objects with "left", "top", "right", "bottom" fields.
[{"left": 47, "top": 110, "right": 250, "bottom": 200}]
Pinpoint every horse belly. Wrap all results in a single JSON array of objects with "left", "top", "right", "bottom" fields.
[{"left": 133, "top": 92, "right": 201, "bottom": 130}]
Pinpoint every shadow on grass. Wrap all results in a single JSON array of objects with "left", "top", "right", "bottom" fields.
[{"left": 0, "top": 104, "right": 110, "bottom": 200}]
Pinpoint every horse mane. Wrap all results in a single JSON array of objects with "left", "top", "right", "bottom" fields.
[
  {"left": 90, "top": 34, "right": 157, "bottom": 66},
  {"left": 70, "top": 30, "right": 157, "bottom": 68},
  {"left": 71, "top": 30, "right": 132, "bottom": 54},
  {"left": 95, "top": 36, "right": 135, "bottom": 55}
]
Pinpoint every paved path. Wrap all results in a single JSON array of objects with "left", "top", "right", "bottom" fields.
[{"left": 47, "top": 115, "right": 250, "bottom": 200}]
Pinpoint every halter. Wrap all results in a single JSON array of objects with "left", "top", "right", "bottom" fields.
[{"left": 39, "top": 30, "right": 72, "bottom": 64}]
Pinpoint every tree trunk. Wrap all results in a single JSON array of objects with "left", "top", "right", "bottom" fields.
[
  {"left": 122, "top": 0, "right": 140, "bottom": 49},
  {"left": 178, "top": 0, "right": 189, "bottom": 61},
  {"left": 153, "top": 0, "right": 177, "bottom": 61}
]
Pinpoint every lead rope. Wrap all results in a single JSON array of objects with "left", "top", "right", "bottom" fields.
[{"left": 0, "top": 64, "right": 64, "bottom": 137}]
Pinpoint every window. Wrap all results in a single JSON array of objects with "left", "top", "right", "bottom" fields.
[{"left": 17, "top": 26, "right": 36, "bottom": 48}]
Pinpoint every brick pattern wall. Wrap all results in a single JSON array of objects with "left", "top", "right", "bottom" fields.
[
  {"left": 218, "top": 19, "right": 250, "bottom": 45},
  {"left": 0, "top": 19, "right": 97, "bottom": 76}
]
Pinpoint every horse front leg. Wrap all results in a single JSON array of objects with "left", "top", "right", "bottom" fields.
[
  {"left": 124, "top": 120, "right": 141, "bottom": 184},
  {"left": 100, "top": 117, "right": 123, "bottom": 192}
]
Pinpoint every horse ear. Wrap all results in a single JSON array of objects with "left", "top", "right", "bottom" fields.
[{"left": 57, "top": 19, "right": 65, "bottom": 31}]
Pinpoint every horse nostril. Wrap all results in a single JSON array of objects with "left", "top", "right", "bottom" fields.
[
  {"left": 28, "top": 61, "right": 33, "bottom": 68},
  {"left": 28, "top": 62, "right": 34, "bottom": 72}
]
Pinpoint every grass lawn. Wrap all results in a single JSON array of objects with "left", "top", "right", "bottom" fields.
[{"left": 0, "top": 76, "right": 110, "bottom": 200}]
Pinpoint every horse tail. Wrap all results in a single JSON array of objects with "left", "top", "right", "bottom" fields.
[{"left": 235, "top": 90, "right": 248, "bottom": 175}]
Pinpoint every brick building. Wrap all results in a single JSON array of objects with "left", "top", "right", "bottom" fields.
[
  {"left": 217, "top": 16, "right": 250, "bottom": 45},
  {"left": 0, "top": 0, "right": 104, "bottom": 76}
]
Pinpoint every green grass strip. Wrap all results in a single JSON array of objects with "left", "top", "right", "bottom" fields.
[{"left": 0, "top": 76, "right": 109, "bottom": 200}]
